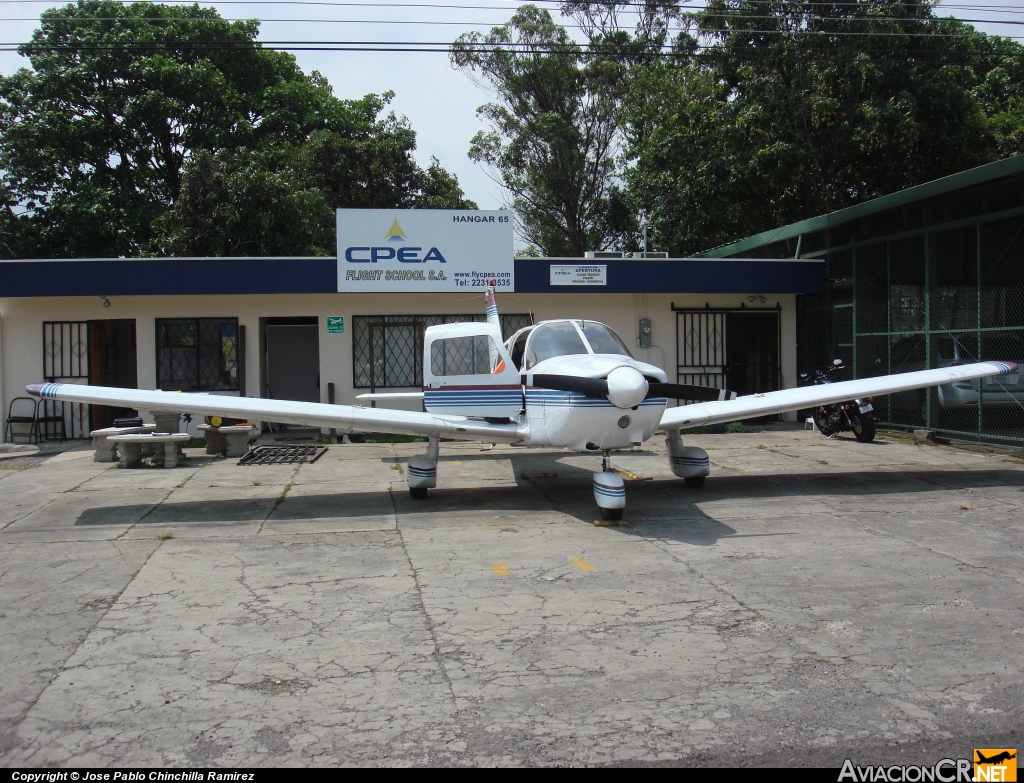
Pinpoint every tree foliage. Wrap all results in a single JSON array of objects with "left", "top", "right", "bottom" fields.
[
  {"left": 451, "top": 5, "right": 623, "bottom": 256},
  {"left": 451, "top": 1, "right": 1024, "bottom": 257},
  {"left": 619, "top": 0, "right": 1024, "bottom": 254},
  {"left": 0, "top": 1, "right": 474, "bottom": 258}
]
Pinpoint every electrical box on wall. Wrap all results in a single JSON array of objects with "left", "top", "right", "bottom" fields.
[{"left": 638, "top": 318, "right": 652, "bottom": 348}]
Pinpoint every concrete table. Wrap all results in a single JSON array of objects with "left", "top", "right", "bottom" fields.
[
  {"left": 89, "top": 424, "right": 157, "bottom": 462},
  {"left": 197, "top": 424, "right": 258, "bottom": 458},
  {"left": 108, "top": 433, "right": 190, "bottom": 468}
]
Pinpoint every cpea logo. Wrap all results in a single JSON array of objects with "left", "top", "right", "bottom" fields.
[
  {"left": 344, "top": 216, "right": 448, "bottom": 264},
  {"left": 974, "top": 750, "right": 1017, "bottom": 782},
  {"left": 384, "top": 217, "right": 407, "bottom": 241}
]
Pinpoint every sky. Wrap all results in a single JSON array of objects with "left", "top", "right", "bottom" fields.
[{"left": 2, "top": 0, "right": 1024, "bottom": 213}]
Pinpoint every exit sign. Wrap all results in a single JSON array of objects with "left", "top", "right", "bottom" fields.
[{"left": 327, "top": 317, "right": 344, "bottom": 334}]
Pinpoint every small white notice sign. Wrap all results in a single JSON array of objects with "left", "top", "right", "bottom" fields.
[{"left": 550, "top": 264, "right": 607, "bottom": 286}]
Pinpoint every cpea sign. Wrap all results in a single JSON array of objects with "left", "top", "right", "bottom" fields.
[{"left": 336, "top": 209, "right": 514, "bottom": 292}]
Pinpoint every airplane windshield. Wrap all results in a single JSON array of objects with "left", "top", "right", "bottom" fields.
[
  {"left": 525, "top": 322, "right": 588, "bottom": 368},
  {"left": 578, "top": 321, "right": 633, "bottom": 357}
]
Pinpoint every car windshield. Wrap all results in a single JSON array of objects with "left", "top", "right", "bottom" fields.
[
  {"left": 525, "top": 322, "right": 589, "bottom": 368},
  {"left": 577, "top": 321, "right": 633, "bottom": 357}
]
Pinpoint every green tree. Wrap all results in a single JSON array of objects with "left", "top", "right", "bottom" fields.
[
  {"left": 157, "top": 97, "right": 476, "bottom": 256},
  {"left": 451, "top": 5, "right": 622, "bottom": 256},
  {"left": 1, "top": 1, "right": 474, "bottom": 258},
  {"left": 620, "top": 0, "right": 1024, "bottom": 255}
]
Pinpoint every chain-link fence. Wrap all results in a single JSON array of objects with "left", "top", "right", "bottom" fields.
[
  {"left": 352, "top": 313, "right": 532, "bottom": 388},
  {"left": 797, "top": 202, "right": 1024, "bottom": 447}
]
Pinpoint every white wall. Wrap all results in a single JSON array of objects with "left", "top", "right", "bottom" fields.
[
  {"left": 0, "top": 291, "right": 801, "bottom": 434},
  {"left": 0, "top": 313, "right": 5, "bottom": 437}
]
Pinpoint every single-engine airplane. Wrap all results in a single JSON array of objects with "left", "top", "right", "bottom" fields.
[{"left": 26, "top": 284, "right": 1018, "bottom": 520}]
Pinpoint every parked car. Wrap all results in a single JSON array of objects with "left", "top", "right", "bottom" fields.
[{"left": 888, "top": 332, "right": 1024, "bottom": 412}]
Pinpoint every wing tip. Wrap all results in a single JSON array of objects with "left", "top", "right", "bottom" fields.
[{"left": 25, "top": 383, "right": 45, "bottom": 397}]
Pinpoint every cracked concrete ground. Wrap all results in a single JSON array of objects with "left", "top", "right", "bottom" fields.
[{"left": 0, "top": 427, "right": 1021, "bottom": 766}]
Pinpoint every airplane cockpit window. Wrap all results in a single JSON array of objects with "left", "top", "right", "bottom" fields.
[
  {"left": 431, "top": 335, "right": 500, "bottom": 376},
  {"left": 510, "top": 328, "right": 532, "bottom": 370},
  {"left": 577, "top": 321, "right": 633, "bottom": 357},
  {"left": 524, "top": 322, "right": 588, "bottom": 369}
]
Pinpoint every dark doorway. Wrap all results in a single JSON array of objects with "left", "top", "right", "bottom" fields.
[
  {"left": 264, "top": 318, "right": 320, "bottom": 403},
  {"left": 725, "top": 311, "right": 780, "bottom": 398},
  {"left": 88, "top": 320, "right": 138, "bottom": 430}
]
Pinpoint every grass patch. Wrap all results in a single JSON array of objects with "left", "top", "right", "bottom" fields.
[
  {"left": 182, "top": 436, "right": 206, "bottom": 449},
  {"left": 252, "top": 480, "right": 262, "bottom": 486},
  {"left": 157, "top": 532, "right": 174, "bottom": 540},
  {"left": 348, "top": 433, "right": 428, "bottom": 443},
  {"left": 958, "top": 503, "right": 974, "bottom": 510},
  {"left": 678, "top": 423, "right": 749, "bottom": 435}
]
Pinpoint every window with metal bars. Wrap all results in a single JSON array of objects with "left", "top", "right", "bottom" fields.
[
  {"left": 156, "top": 318, "right": 239, "bottom": 392},
  {"left": 353, "top": 314, "right": 532, "bottom": 388}
]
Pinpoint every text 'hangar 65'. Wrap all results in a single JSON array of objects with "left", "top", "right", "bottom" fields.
[{"left": 27, "top": 283, "right": 1018, "bottom": 521}]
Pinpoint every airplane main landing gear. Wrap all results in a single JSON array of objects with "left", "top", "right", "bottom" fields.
[
  {"left": 407, "top": 436, "right": 439, "bottom": 499},
  {"left": 593, "top": 451, "right": 626, "bottom": 521},
  {"left": 666, "top": 429, "right": 709, "bottom": 488}
]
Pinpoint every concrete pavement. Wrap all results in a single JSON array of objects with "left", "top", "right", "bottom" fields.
[{"left": 0, "top": 428, "right": 1021, "bottom": 766}]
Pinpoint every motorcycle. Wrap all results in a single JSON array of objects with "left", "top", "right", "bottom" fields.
[{"left": 800, "top": 359, "right": 877, "bottom": 443}]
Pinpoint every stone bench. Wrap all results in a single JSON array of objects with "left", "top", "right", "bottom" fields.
[
  {"left": 90, "top": 424, "right": 157, "bottom": 462},
  {"left": 108, "top": 433, "right": 191, "bottom": 468},
  {"left": 197, "top": 424, "right": 258, "bottom": 458}
]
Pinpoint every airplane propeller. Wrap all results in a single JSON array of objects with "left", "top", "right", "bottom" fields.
[
  {"left": 647, "top": 383, "right": 738, "bottom": 403},
  {"left": 527, "top": 373, "right": 737, "bottom": 407}
]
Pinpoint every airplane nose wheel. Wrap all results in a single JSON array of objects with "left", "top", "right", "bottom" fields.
[{"left": 593, "top": 451, "right": 626, "bottom": 521}]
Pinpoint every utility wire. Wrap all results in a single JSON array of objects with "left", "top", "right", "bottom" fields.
[
  {"left": 4, "top": 40, "right": 1021, "bottom": 62},
  {"left": 10, "top": 15, "right": 1024, "bottom": 29},
  {"left": 12, "top": 16, "right": 1024, "bottom": 37},
  {"left": 3, "top": 0, "right": 1024, "bottom": 9}
]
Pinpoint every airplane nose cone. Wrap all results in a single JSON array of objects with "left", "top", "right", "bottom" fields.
[{"left": 606, "top": 367, "right": 648, "bottom": 409}]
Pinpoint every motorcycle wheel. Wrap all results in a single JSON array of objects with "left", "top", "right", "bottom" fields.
[
  {"left": 852, "top": 414, "right": 876, "bottom": 443},
  {"left": 812, "top": 407, "right": 834, "bottom": 436}
]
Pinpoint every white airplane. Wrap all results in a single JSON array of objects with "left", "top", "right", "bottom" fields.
[{"left": 26, "top": 284, "right": 1019, "bottom": 520}]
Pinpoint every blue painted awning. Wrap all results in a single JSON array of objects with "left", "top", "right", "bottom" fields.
[
  {"left": 514, "top": 258, "right": 824, "bottom": 294},
  {"left": 0, "top": 256, "right": 824, "bottom": 297}
]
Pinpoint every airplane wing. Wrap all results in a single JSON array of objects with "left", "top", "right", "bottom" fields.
[
  {"left": 659, "top": 362, "right": 1018, "bottom": 430},
  {"left": 26, "top": 383, "right": 522, "bottom": 442}
]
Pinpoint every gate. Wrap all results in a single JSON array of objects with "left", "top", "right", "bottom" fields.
[
  {"left": 676, "top": 311, "right": 727, "bottom": 402},
  {"left": 43, "top": 322, "right": 90, "bottom": 438},
  {"left": 675, "top": 308, "right": 782, "bottom": 406}
]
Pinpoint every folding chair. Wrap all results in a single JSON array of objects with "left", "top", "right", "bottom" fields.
[
  {"left": 36, "top": 398, "right": 67, "bottom": 442},
  {"left": 4, "top": 397, "right": 39, "bottom": 444}
]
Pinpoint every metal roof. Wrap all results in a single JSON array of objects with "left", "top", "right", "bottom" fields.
[{"left": 696, "top": 154, "right": 1024, "bottom": 258}]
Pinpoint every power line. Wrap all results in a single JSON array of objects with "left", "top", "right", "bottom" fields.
[
  {"left": 8, "top": 16, "right": 1024, "bottom": 38},
  {"left": 2, "top": 0, "right": 1024, "bottom": 10},
  {"left": 4, "top": 39, "right": 1021, "bottom": 62}
]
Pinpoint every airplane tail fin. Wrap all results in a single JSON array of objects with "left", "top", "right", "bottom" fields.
[
  {"left": 485, "top": 280, "right": 500, "bottom": 327},
  {"left": 485, "top": 281, "right": 503, "bottom": 372}
]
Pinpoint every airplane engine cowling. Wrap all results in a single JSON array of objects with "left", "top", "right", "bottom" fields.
[{"left": 666, "top": 429, "right": 710, "bottom": 479}]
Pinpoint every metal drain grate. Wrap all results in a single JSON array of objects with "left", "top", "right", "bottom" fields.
[{"left": 238, "top": 445, "right": 328, "bottom": 465}]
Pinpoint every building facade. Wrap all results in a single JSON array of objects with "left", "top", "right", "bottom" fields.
[{"left": 0, "top": 256, "right": 821, "bottom": 438}]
